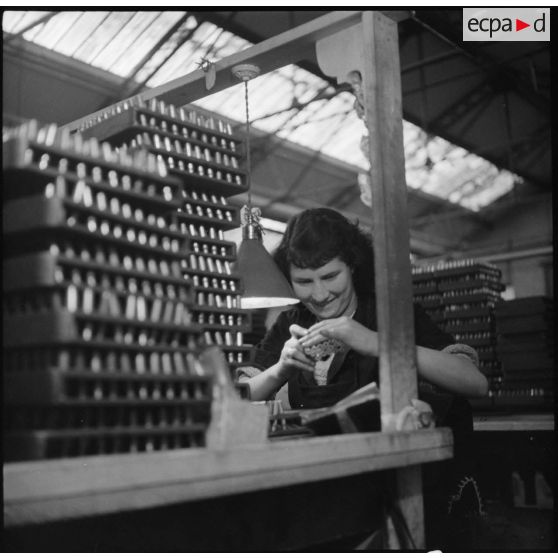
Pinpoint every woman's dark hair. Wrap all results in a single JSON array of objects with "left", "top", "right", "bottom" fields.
[{"left": 273, "top": 208, "right": 375, "bottom": 296}]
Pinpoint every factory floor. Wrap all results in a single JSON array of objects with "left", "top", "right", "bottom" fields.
[
  {"left": 468, "top": 426, "right": 555, "bottom": 550},
  {"left": 472, "top": 499, "right": 554, "bottom": 550}
]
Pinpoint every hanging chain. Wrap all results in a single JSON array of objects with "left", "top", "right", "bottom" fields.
[{"left": 244, "top": 79, "right": 252, "bottom": 208}]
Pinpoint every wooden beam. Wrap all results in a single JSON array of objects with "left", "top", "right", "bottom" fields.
[
  {"left": 360, "top": 11, "right": 424, "bottom": 548},
  {"left": 4, "top": 428, "right": 452, "bottom": 527},
  {"left": 360, "top": 12, "right": 417, "bottom": 416},
  {"left": 313, "top": 11, "right": 428, "bottom": 548},
  {"left": 63, "top": 11, "right": 364, "bottom": 131}
]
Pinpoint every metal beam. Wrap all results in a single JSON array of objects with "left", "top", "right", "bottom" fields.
[
  {"left": 411, "top": 207, "right": 489, "bottom": 228},
  {"left": 4, "top": 11, "right": 59, "bottom": 42},
  {"left": 519, "top": 140, "right": 550, "bottom": 170},
  {"left": 427, "top": 79, "right": 493, "bottom": 132},
  {"left": 470, "top": 125, "right": 548, "bottom": 159},
  {"left": 410, "top": 11, "right": 550, "bottom": 114},
  {"left": 401, "top": 48, "right": 462, "bottom": 74},
  {"left": 323, "top": 181, "right": 359, "bottom": 209},
  {"left": 479, "top": 245, "right": 552, "bottom": 263},
  {"left": 454, "top": 89, "right": 494, "bottom": 138},
  {"left": 403, "top": 45, "right": 548, "bottom": 98}
]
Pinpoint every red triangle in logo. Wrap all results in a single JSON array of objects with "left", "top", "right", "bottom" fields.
[{"left": 516, "top": 19, "right": 530, "bottom": 31}]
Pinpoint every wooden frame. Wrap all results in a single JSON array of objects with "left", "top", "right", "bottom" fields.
[
  {"left": 7, "top": 10, "right": 451, "bottom": 550},
  {"left": 5, "top": 429, "right": 452, "bottom": 528}
]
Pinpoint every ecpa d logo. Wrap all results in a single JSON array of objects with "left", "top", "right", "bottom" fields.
[{"left": 463, "top": 8, "right": 549, "bottom": 41}]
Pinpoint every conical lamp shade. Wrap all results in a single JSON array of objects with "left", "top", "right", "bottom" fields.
[{"left": 235, "top": 238, "right": 299, "bottom": 309}]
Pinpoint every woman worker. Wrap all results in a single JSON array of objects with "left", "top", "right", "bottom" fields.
[
  {"left": 238, "top": 207, "right": 488, "bottom": 550},
  {"left": 238, "top": 207, "right": 488, "bottom": 409}
]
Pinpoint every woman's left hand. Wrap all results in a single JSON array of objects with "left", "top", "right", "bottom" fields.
[{"left": 300, "top": 316, "right": 378, "bottom": 357}]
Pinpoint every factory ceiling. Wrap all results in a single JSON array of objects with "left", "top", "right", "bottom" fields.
[{"left": 2, "top": 10, "right": 551, "bottom": 255}]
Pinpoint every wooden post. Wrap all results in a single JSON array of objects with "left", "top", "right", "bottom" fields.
[
  {"left": 360, "top": 11, "right": 424, "bottom": 548},
  {"left": 315, "top": 11, "right": 425, "bottom": 548},
  {"left": 360, "top": 11, "right": 418, "bottom": 415}
]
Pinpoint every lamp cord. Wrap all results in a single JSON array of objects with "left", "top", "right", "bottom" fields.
[{"left": 243, "top": 79, "right": 252, "bottom": 209}]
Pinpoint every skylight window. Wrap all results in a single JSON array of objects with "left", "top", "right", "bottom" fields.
[{"left": 3, "top": 10, "right": 519, "bottom": 211}]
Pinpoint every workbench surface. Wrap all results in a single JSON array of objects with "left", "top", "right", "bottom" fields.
[{"left": 5, "top": 427, "right": 452, "bottom": 527}]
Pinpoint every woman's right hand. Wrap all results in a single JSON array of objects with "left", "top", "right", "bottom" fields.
[{"left": 277, "top": 324, "right": 315, "bottom": 377}]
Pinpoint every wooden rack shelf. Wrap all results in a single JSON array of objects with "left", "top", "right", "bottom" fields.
[
  {"left": 473, "top": 413, "right": 554, "bottom": 432},
  {"left": 4, "top": 427, "right": 452, "bottom": 527}
]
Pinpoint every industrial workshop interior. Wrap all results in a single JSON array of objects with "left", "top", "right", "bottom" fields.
[{"left": 2, "top": 8, "right": 554, "bottom": 553}]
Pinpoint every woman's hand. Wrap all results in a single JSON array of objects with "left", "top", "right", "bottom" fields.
[
  {"left": 277, "top": 324, "right": 316, "bottom": 376},
  {"left": 300, "top": 316, "right": 378, "bottom": 357}
]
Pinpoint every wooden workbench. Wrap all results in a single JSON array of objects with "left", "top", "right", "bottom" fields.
[
  {"left": 4, "top": 428, "right": 452, "bottom": 551},
  {"left": 5, "top": 10, "right": 446, "bottom": 551},
  {"left": 473, "top": 413, "right": 554, "bottom": 432},
  {"left": 4, "top": 428, "right": 451, "bottom": 528}
]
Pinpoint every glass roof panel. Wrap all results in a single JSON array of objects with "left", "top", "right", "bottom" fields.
[
  {"left": 106, "top": 12, "right": 162, "bottom": 74},
  {"left": 2, "top": 10, "right": 52, "bottom": 35},
  {"left": 29, "top": 11, "right": 83, "bottom": 49},
  {"left": 2, "top": 10, "right": 519, "bottom": 212}
]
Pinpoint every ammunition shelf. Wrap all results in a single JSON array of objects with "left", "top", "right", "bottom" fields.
[
  {"left": 79, "top": 106, "right": 242, "bottom": 147},
  {"left": 190, "top": 283, "right": 241, "bottom": 297},
  {"left": 492, "top": 391, "right": 554, "bottom": 412},
  {"left": 3, "top": 251, "right": 193, "bottom": 292},
  {"left": 77, "top": 108, "right": 248, "bottom": 197},
  {"left": 3, "top": 310, "right": 202, "bottom": 347},
  {"left": 415, "top": 299, "right": 442, "bottom": 310},
  {"left": 443, "top": 322, "right": 492, "bottom": 334},
  {"left": 453, "top": 336, "right": 496, "bottom": 348},
  {"left": 4, "top": 425, "right": 208, "bottom": 462},
  {"left": 3, "top": 136, "right": 182, "bottom": 201},
  {"left": 431, "top": 264, "right": 501, "bottom": 279},
  {"left": 188, "top": 247, "right": 237, "bottom": 264},
  {"left": 412, "top": 285, "right": 439, "bottom": 295},
  {"left": 443, "top": 307, "right": 493, "bottom": 319},
  {"left": 5, "top": 366, "right": 211, "bottom": 405},
  {"left": 176, "top": 209, "right": 239, "bottom": 232},
  {"left": 147, "top": 143, "right": 247, "bottom": 179},
  {"left": 438, "top": 279, "right": 504, "bottom": 292},
  {"left": 4, "top": 196, "right": 187, "bottom": 260},
  {"left": 441, "top": 292, "right": 501, "bottom": 304},
  {"left": 189, "top": 235, "right": 236, "bottom": 255}
]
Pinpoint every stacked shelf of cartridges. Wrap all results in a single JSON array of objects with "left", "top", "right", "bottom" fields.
[
  {"left": 493, "top": 297, "right": 554, "bottom": 410},
  {"left": 412, "top": 259, "right": 504, "bottom": 409},
  {"left": 3, "top": 121, "right": 215, "bottom": 461},
  {"left": 77, "top": 98, "right": 253, "bottom": 378}
]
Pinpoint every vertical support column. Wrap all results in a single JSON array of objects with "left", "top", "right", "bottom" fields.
[
  {"left": 359, "top": 11, "right": 424, "bottom": 549},
  {"left": 316, "top": 13, "right": 425, "bottom": 548},
  {"left": 360, "top": 11, "right": 418, "bottom": 416}
]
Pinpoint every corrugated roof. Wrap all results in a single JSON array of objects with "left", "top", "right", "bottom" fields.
[{"left": 3, "top": 9, "right": 519, "bottom": 211}]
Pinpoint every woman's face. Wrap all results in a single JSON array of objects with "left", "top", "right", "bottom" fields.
[{"left": 289, "top": 257, "right": 357, "bottom": 320}]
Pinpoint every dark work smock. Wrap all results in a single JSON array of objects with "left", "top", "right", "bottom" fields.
[
  {"left": 250, "top": 293, "right": 454, "bottom": 409},
  {"left": 251, "top": 294, "right": 478, "bottom": 549}
]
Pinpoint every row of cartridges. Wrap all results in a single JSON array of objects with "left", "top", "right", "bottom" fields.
[
  {"left": 79, "top": 95, "right": 236, "bottom": 138},
  {"left": 131, "top": 131, "right": 240, "bottom": 168}
]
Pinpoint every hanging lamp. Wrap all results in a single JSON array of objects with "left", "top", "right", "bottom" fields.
[{"left": 231, "top": 63, "right": 299, "bottom": 309}]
